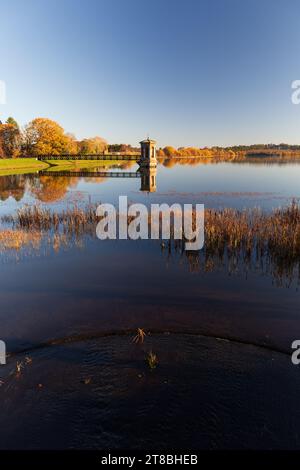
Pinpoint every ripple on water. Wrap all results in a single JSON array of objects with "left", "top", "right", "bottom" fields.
[{"left": 0, "top": 334, "right": 299, "bottom": 450}]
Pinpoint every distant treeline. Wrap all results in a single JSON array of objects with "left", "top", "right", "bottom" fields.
[
  {"left": 157, "top": 144, "right": 300, "bottom": 158},
  {"left": 1, "top": 115, "right": 300, "bottom": 159}
]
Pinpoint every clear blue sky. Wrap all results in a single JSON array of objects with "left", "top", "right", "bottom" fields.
[{"left": 1, "top": 0, "right": 300, "bottom": 147}]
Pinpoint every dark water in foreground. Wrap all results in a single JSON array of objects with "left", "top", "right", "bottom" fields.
[
  {"left": 1, "top": 336, "right": 299, "bottom": 450},
  {"left": 0, "top": 159, "right": 300, "bottom": 449}
]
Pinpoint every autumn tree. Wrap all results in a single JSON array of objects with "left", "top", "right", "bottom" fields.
[
  {"left": 156, "top": 148, "right": 165, "bottom": 157},
  {"left": 108, "top": 143, "right": 139, "bottom": 153},
  {"left": 0, "top": 134, "right": 4, "bottom": 159},
  {"left": 0, "top": 121, "right": 21, "bottom": 158},
  {"left": 78, "top": 136, "right": 108, "bottom": 155},
  {"left": 24, "top": 118, "right": 77, "bottom": 156},
  {"left": 65, "top": 133, "right": 78, "bottom": 154},
  {"left": 6, "top": 117, "right": 19, "bottom": 129},
  {"left": 162, "top": 146, "right": 178, "bottom": 157}
]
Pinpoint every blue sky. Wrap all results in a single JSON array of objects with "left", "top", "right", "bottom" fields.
[{"left": 1, "top": 0, "right": 300, "bottom": 147}]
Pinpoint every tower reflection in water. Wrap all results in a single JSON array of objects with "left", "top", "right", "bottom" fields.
[{"left": 140, "top": 166, "right": 157, "bottom": 193}]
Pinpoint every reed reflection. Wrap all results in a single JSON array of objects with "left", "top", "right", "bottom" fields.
[{"left": 1, "top": 201, "right": 300, "bottom": 284}]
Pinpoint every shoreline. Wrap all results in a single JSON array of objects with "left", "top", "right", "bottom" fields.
[
  {"left": 0, "top": 158, "right": 136, "bottom": 177},
  {"left": 0, "top": 159, "right": 49, "bottom": 176}
]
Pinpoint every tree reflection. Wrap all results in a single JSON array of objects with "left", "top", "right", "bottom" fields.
[
  {"left": 0, "top": 175, "right": 26, "bottom": 202},
  {"left": 30, "top": 176, "right": 78, "bottom": 202}
]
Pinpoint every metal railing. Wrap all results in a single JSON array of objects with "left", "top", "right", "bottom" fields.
[
  {"left": 36, "top": 154, "right": 140, "bottom": 161},
  {"left": 39, "top": 170, "right": 141, "bottom": 178}
]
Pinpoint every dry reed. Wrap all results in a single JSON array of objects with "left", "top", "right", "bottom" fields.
[{"left": 1, "top": 201, "right": 300, "bottom": 280}]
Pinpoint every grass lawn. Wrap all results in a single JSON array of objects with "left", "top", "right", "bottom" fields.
[
  {"left": 0, "top": 158, "right": 136, "bottom": 176},
  {"left": 0, "top": 158, "right": 49, "bottom": 176}
]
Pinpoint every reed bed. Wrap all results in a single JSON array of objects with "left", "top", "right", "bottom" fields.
[
  {"left": 3, "top": 204, "right": 98, "bottom": 235},
  {"left": 204, "top": 203, "right": 300, "bottom": 261},
  {"left": 1, "top": 202, "right": 300, "bottom": 281}
]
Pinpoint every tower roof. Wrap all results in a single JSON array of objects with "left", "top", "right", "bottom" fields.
[{"left": 140, "top": 138, "right": 156, "bottom": 144}]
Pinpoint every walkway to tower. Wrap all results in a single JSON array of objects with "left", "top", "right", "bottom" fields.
[{"left": 36, "top": 154, "right": 140, "bottom": 161}]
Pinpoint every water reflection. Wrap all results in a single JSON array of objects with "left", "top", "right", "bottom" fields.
[
  {"left": 0, "top": 164, "right": 158, "bottom": 206},
  {"left": 1, "top": 201, "right": 300, "bottom": 286},
  {"left": 0, "top": 159, "right": 300, "bottom": 210},
  {"left": 0, "top": 158, "right": 300, "bottom": 450},
  {"left": 158, "top": 155, "right": 300, "bottom": 167},
  {"left": 140, "top": 165, "right": 157, "bottom": 192},
  {"left": 0, "top": 174, "right": 27, "bottom": 201}
]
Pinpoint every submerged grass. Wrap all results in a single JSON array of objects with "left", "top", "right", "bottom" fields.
[
  {"left": 146, "top": 351, "right": 158, "bottom": 370},
  {"left": 132, "top": 328, "right": 147, "bottom": 344}
]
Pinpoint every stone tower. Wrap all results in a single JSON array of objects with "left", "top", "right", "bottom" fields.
[{"left": 139, "top": 138, "right": 157, "bottom": 168}]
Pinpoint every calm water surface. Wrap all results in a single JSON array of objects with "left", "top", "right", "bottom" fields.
[{"left": 0, "top": 159, "right": 300, "bottom": 449}]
